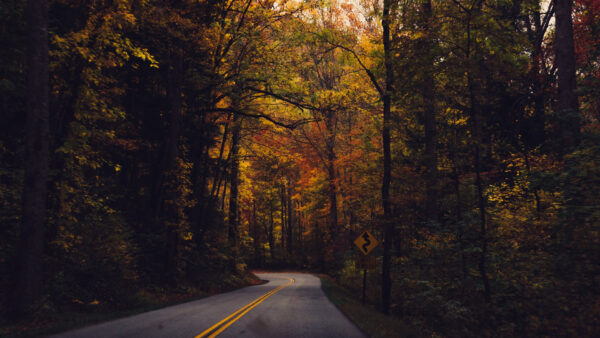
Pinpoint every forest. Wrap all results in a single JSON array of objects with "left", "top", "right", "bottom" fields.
[{"left": 1, "top": 0, "right": 599, "bottom": 336}]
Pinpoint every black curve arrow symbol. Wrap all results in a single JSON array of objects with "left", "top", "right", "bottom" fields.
[{"left": 361, "top": 233, "right": 371, "bottom": 253}]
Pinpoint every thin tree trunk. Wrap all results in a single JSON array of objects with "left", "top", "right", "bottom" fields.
[
  {"left": 210, "top": 115, "right": 231, "bottom": 199},
  {"left": 228, "top": 113, "right": 241, "bottom": 260},
  {"left": 268, "top": 203, "right": 275, "bottom": 262},
  {"left": 465, "top": 6, "right": 491, "bottom": 303},
  {"left": 523, "top": 146, "right": 542, "bottom": 216},
  {"left": 287, "top": 181, "right": 293, "bottom": 256},
  {"left": 453, "top": 167, "right": 467, "bottom": 281},
  {"left": 14, "top": 0, "right": 50, "bottom": 317},
  {"left": 531, "top": 17, "right": 546, "bottom": 146},
  {"left": 326, "top": 125, "right": 338, "bottom": 240},
  {"left": 474, "top": 143, "right": 491, "bottom": 303},
  {"left": 252, "top": 199, "right": 261, "bottom": 266},
  {"left": 215, "top": 150, "right": 231, "bottom": 202},
  {"left": 469, "top": 73, "right": 491, "bottom": 303},
  {"left": 192, "top": 128, "right": 210, "bottom": 245},
  {"left": 281, "top": 184, "right": 286, "bottom": 253},
  {"left": 220, "top": 178, "right": 228, "bottom": 211},
  {"left": 381, "top": 0, "right": 394, "bottom": 315},
  {"left": 164, "top": 53, "right": 184, "bottom": 284},
  {"left": 555, "top": 0, "right": 580, "bottom": 150},
  {"left": 421, "top": 0, "right": 438, "bottom": 223}
]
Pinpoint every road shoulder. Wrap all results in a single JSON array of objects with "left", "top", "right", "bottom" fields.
[{"left": 317, "top": 275, "right": 422, "bottom": 338}]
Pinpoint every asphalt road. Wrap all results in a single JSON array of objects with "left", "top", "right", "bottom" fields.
[{"left": 50, "top": 272, "right": 365, "bottom": 338}]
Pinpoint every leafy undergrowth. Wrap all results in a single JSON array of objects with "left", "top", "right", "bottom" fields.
[
  {"left": 318, "top": 275, "right": 423, "bottom": 338},
  {"left": 0, "top": 271, "right": 263, "bottom": 338}
]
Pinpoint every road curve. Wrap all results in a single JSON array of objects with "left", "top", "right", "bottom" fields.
[{"left": 50, "top": 272, "right": 365, "bottom": 338}]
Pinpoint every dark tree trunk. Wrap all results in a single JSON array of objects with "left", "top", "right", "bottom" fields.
[
  {"left": 524, "top": 7, "right": 552, "bottom": 147},
  {"left": 228, "top": 113, "right": 241, "bottom": 257},
  {"left": 530, "top": 17, "right": 546, "bottom": 147},
  {"left": 210, "top": 116, "right": 231, "bottom": 199},
  {"left": 381, "top": 0, "right": 394, "bottom": 315},
  {"left": 530, "top": 56, "right": 546, "bottom": 147},
  {"left": 13, "top": 0, "right": 50, "bottom": 317},
  {"left": 555, "top": 0, "right": 580, "bottom": 150},
  {"left": 451, "top": 119, "right": 467, "bottom": 281},
  {"left": 474, "top": 140, "right": 491, "bottom": 303},
  {"left": 325, "top": 113, "right": 338, "bottom": 241},
  {"left": 327, "top": 156, "right": 338, "bottom": 234},
  {"left": 267, "top": 203, "right": 276, "bottom": 262},
  {"left": 163, "top": 53, "right": 184, "bottom": 284},
  {"left": 152, "top": 54, "right": 183, "bottom": 227},
  {"left": 469, "top": 74, "right": 491, "bottom": 303},
  {"left": 287, "top": 181, "right": 293, "bottom": 256},
  {"left": 191, "top": 125, "right": 210, "bottom": 246},
  {"left": 220, "top": 178, "right": 228, "bottom": 210},
  {"left": 252, "top": 200, "right": 261, "bottom": 266},
  {"left": 280, "top": 184, "right": 286, "bottom": 253},
  {"left": 453, "top": 167, "right": 467, "bottom": 281},
  {"left": 522, "top": 148, "right": 542, "bottom": 216},
  {"left": 465, "top": 7, "right": 491, "bottom": 303},
  {"left": 421, "top": 0, "right": 438, "bottom": 223}
]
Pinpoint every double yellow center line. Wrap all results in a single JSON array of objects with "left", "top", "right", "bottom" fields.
[{"left": 195, "top": 278, "right": 295, "bottom": 338}]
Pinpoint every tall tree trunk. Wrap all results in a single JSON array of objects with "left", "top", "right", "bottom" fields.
[
  {"left": 220, "top": 178, "right": 228, "bottom": 210},
  {"left": 469, "top": 72, "right": 491, "bottom": 303},
  {"left": 453, "top": 166, "right": 467, "bottom": 281},
  {"left": 210, "top": 115, "right": 231, "bottom": 199},
  {"left": 465, "top": 6, "right": 491, "bottom": 303},
  {"left": 451, "top": 117, "right": 467, "bottom": 281},
  {"left": 267, "top": 203, "right": 276, "bottom": 262},
  {"left": 525, "top": 6, "right": 552, "bottom": 147},
  {"left": 522, "top": 147, "right": 542, "bottom": 216},
  {"left": 152, "top": 55, "right": 182, "bottom": 226},
  {"left": 474, "top": 135, "right": 491, "bottom": 303},
  {"left": 381, "top": 0, "right": 394, "bottom": 315},
  {"left": 555, "top": 0, "right": 580, "bottom": 150},
  {"left": 531, "top": 12, "right": 546, "bottom": 146},
  {"left": 530, "top": 54, "right": 546, "bottom": 146},
  {"left": 163, "top": 53, "right": 184, "bottom": 284},
  {"left": 280, "top": 184, "right": 286, "bottom": 253},
  {"left": 287, "top": 181, "right": 293, "bottom": 256},
  {"left": 228, "top": 113, "right": 241, "bottom": 265},
  {"left": 14, "top": 0, "right": 50, "bottom": 316},
  {"left": 192, "top": 127, "right": 210, "bottom": 246},
  {"left": 326, "top": 116, "right": 338, "bottom": 238},
  {"left": 252, "top": 199, "right": 261, "bottom": 266},
  {"left": 421, "top": 0, "right": 438, "bottom": 223}
]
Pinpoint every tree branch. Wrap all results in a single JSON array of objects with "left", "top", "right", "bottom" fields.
[
  {"left": 245, "top": 86, "right": 319, "bottom": 110},
  {"left": 322, "top": 41, "right": 384, "bottom": 98},
  {"left": 203, "top": 107, "right": 318, "bottom": 130}
]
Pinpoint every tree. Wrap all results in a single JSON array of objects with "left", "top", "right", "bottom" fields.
[
  {"left": 420, "top": 0, "right": 439, "bottom": 224},
  {"left": 555, "top": 0, "right": 580, "bottom": 151},
  {"left": 380, "top": 0, "right": 395, "bottom": 314},
  {"left": 13, "top": 0, "right": 50, "bottom": 316}
]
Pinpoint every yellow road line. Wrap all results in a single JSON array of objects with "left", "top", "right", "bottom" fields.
[{"left": 195, "top": 278, "right": 294, "bottom": 338}]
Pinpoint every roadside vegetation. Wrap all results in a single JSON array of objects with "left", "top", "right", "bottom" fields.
[{"left": 319, "top": 275, "right": 422, "bottom": 338}]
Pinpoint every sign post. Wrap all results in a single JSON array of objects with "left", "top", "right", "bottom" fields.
[
  {"left": 363, "top": 263, "right": 367, "bottom": 305},
  {"left": 354, "top": 231, "right": 379, "bottom": 305}
]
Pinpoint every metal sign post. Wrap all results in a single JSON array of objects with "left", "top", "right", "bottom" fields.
[{"left": 363, "top": 266, "right": 367, "bottom": 305}]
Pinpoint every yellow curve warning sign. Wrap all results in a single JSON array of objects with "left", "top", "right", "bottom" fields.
[{"left": 354, "top": 230, "right": 379, "bottom": 255}]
